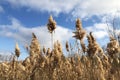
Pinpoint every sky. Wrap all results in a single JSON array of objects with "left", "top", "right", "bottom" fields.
[{"left": 0, "top": 0, "right": 120, "bottom": 60}]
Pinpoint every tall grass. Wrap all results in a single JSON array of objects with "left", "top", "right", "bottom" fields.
[{"left": 0, "top": 16, "right": 120, "bottom": 80}]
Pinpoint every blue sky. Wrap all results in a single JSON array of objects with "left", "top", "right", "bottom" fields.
[{"left": 0, "top": 0, "right": 120, "bottom": 59}]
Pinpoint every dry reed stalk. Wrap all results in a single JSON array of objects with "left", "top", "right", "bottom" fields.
[
  {"left": 107, "top": 35, "right": 119, "bottom": 58},
  {"left": 14, "top": 43, "right": 21, "bottom": 79},
  {"left": 73, "top": 18, "right": 86, "bottom": 40},
  {"left": 46, "top": 48, "right": 51, "bottom": 56},
  {"left": 80, "top": 40, "right": 87, "bottom": 53},
  {"left": 87, "top": 32, "right": 103, "bottom": 57},
  {"left": 66, "top": 41, "right": 69, "bottom": 52},
  {"left": 15, "top": 43, "right": 20, "bottom": 58},
  {"left": 73, "top": 19, "right": 86, "bottom": 54},
  {"left": 47, "top": 15, "right": 56, "bottom": 49},
  {"left": 1, "top": 17, "right": 120, "bottom": 80},
  {"left": 29, "top": 33, "right": 40, "bottom": 58},
  {"left": 43, "top": 46, "right": 46, "bottom": 54},
  {"left": 76, "top": 19, "right": 82, "bottom": 30}
]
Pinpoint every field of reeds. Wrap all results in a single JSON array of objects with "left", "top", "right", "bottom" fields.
[{"left": 0, "top": 16, "right": 120, "bottom": 80}]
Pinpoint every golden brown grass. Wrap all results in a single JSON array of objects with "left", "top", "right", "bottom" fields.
[{"left": 0, "top": 16, "right": 120, "bottom": 80}]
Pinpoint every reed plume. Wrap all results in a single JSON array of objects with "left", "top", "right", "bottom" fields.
[
  {"left": 47, "top": 15, "right": 56, "bottom": 49},
  {"left": 15, "top": 43, "right": 20, "bottom": 58}
]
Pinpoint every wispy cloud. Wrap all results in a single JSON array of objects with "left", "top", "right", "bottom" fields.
[
  {"left": 6, "top": 0, "right": 120, "bottom": 19},
  {"left": 0, "top": 6, "right": 4, "bottom": 13},
  {"left": 6, "top": 0, "right": 78, "bottom": 15},
  {"left": 72, "top": 0, "right": 120, "bottom": 19}
]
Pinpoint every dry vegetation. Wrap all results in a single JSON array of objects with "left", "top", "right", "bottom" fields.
[{"left": 0, "top": 16, "right": 120, "bottom": 80}]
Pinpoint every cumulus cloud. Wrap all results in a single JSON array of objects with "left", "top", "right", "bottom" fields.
[
  {"left": 72, "top": 0, "right": 120, "bottom": 19},
  {"left": 85, "top": 23, "right": 109, "bottom": 39},
  {"left": 0, "top": 18, "right": 73, "bottom": 48},
  {"left": 6, "top": 0, "right": 120, "bottom": 18}
]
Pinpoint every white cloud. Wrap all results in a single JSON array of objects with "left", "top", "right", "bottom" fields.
[
  {"left": 0, "top": 18, "right": 73, "bottom": 48},
  {"left": 72, "top": 0, "right": 120, "bottom": 19},
  {"left": 6, "top": 0, "right": 78, "bottom": 15},
  {"left": 85, "top": 23, "right": 109, "bottom": 39},
  {"left": 6, "top": 0, "right": 120, "bottom": 18},
  {"left": 0, "top": 6, "right": 4, "bottom": 13}
]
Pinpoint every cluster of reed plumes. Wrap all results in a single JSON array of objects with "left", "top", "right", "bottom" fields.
[{"left": 0, "top": 16, "right": 120, "bottom": 80}]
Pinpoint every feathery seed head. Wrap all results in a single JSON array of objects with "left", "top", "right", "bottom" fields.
[
  {"left": 76, "top": 19, "right": 82, "bottom": 30},
  {"left": 66, "top": 41, "right": 69, "bottom": 52},
  {"left": 47, "top": 15, "right": 56, "bottom": 33},
  {"left": 43, "top": 46, "right": 46, "bottom": 54},
  {"left": 15, "top": 43, "right": 20, "bottom": 57}
]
